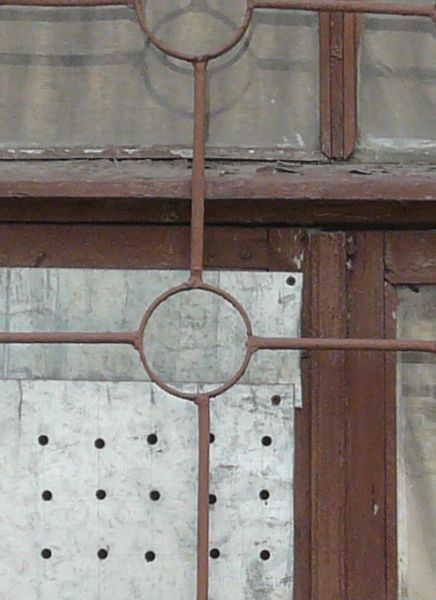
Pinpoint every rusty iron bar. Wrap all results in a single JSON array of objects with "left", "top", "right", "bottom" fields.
[
  {"left": 249, "top": 336, "right": 436, "bottom": 353},
  {"left": 133, "top": 0, "right": 254, "bottom": 63},
  {"left": 0, "top": 0, "right": 132, "bottom": 5},
  {"left": 195, "top": 395, "right": 211, "bottom": 600},
  {"left": 251, "top": 0, "right": 436, "bottom": 19},
  {"left": 1, "top": 330, "right": 435, "bottom": 354},
  {"left": 0, "top": 331, "right": 140, "bottom": 345},
  {"left": 0, "top": 0, "right": 433, "bottom": 18},
  {"left": 190, "top": 62, "right": 208, "bottom": 285}
]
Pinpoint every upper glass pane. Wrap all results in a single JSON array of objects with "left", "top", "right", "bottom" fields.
[
  {"left": 0, "top": 5, "right": 319, "bottom": 158},
  {"left": 397, "top": 286, "right": 436, "bottom": 600},
  {"left": 358, "top": 2, "right": 436, "bottom": 161}
]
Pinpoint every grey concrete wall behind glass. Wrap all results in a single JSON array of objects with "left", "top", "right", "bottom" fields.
[{"left": 0, "top": 5, "right": 319, "bottom": 152}]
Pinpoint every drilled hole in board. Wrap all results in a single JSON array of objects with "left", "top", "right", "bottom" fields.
[
  {"left": 147, "top": 433, "right": 158, "bottom": 446},
  {"left": 209, "top": 433, "right": 215, "bottom": 444},
  {"left": 259, "top": 489, "right": 270, "bottom": 501},
  {"left": 98, "top": 549, "right": 108, "bottom": 560},
  {"left": 210, "top": 548, "right": 220, "bottom": 559},
  {"left": 209, "top": 494, "right": 217, "bottom": 505},
  {"left": 260, "top": 549, "right": 271, "bottom": 561},
  {"left": 271, "top": 394, "right": 282, "bottom": 406},
  {"left": 145, "top": 551, "right": 156, "bottom": 563},
  {"left": 94, "top": 438, "right": 105, "bottom": 449},
  {"left": 41, "top": 490, "right": 53, "bottom": 501},
  {"left": 38, "top": 435, "right": 49, "bottom": 446},
  {"left": 262, "top": 435, "right": 272, "bottom": 447},
  {"left": 96, "top": 490, "right": 107, "bottom": 500},
  {"left": 41, "top": 549, "right": 52, "bottom": 559},
  {"left": 150, "top": 490, "right": 161, "bottom": 501},
  {"left": 286, "top": 276, "right": 296, "bottom": 286}
]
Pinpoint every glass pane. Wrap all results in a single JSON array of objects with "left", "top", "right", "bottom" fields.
[
  {"left": 397, "top": 286, "right": 436, "bottom": 599},
  {"left": 0, "top": 5, "right": 319, "bottom": 156},
  {"left": 358, "top": 2, "right": 436, "bottom": 161}
]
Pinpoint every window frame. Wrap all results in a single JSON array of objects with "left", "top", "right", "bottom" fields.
[{"left": 0, "top": 3, "right": 435, "bottom": 599}]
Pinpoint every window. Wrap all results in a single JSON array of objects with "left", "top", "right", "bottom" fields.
[{"left": 0, "top": 2, "right": 435, "bottom": 600}]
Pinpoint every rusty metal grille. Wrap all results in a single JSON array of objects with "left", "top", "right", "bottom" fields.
[{"left": 0, "top": 1, "right": 435, "bottom": 599}]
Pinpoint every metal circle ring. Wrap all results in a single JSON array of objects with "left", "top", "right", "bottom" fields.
[
  {"left": 133, "top": 0, "right": 254, "bottom": 63},
  {"left": 138, "top": 282, "right": 254, "bottom": 400}
]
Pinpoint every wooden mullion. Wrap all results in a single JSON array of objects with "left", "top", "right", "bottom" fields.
[
  {"left": 343, "top": 13, "right": 358, "bottom": 157},
  {"left": 320, "top": 13, "right": 333, "bottom": 155},
  {"left": 309, "top": 233, "right": 347, "bottom": 599},
  {"left": 345, "top": 232, "right": 387, "bottom": 599},
  {"left": 320, "top": 11, "right": 358, "bottom": 159},
  {"left": 293, "top": 229, "right": 312, "bottom": 600},
  {"left": 384, "top": 281, "right": 399, "bottom": 600}
]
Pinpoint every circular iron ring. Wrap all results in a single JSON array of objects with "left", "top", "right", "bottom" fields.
[
  {"left": 133, "top": 0, "right": 254, "bottom": 63},
  {"left": 138, "top": 281, "right": 254, "bottom": 400}
]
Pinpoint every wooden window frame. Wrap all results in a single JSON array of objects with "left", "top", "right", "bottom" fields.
[{"left": 320, "top": 11, "right": 358, "bottom": 158}]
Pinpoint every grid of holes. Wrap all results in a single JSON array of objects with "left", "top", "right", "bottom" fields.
[{"left": 37, "top": 393, "right": 283, "bottom": 565}]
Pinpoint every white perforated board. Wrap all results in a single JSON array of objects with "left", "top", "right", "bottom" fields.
[{"left": 0, "top": 269, "right": 302, "bottom": 600}]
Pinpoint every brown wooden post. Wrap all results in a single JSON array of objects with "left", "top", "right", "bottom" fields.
[
  {"left": 309, "top": 233, "right": 347, "bottom": 599},
  {"left": 320, "top": 11, "right": 358, "bottom": 159},
  {"left": 345, "top": 232, "right": 387, "bottom": 599}
]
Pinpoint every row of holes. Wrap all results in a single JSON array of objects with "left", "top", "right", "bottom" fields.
[
  {"left": 40, "top": 548, "right": 271, "bottom": 561},
  {"left": 37, "top": 395, "right": 282, "bottom": 448},
  {"left": 41, "top": 489, "right": 271, "bottom": 503},
  {"left": 38, "top": 434, "right": 275, "bottom": 448},
  {"left": 38, "top": 434, "right": 159, "bottom": 448}
]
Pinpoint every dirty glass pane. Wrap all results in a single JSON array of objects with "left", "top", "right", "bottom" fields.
[
  {"left": 358, "top": 1, "right": 436, "bottom": 161},
  {"left": 0, "top": 5, "right": 319, "bottom": 156},
  {"left": 397, "top": 286, "right": 436, "bottom": 600}
]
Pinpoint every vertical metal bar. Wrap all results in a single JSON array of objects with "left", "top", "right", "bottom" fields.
[
  {"left": 190, "top": 61, "right": 208, "bottom": 285},
  {"left": 195, "top": 394, "right": 211, "bottom": 600}
]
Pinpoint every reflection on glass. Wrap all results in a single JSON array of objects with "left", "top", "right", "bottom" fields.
[
  {"left": 0, "top": 6, "right": 319, "bottom": 153},
  {"left": 397, "top": 286, "right": 436, "bottom": 599},
  {"left": 358, "top": 3, "right": 436, "bottom": 160}
]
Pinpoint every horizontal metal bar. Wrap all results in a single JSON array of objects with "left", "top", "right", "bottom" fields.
[
  {"left": 251, "top": 0, "right": 435, "bottom": 19},
  {"left": 0, "top": 0, "right": 130, "bottom": 6},
  {"left": 0, "top": 331, "right": 139, "bottom": 345},
  {"left": 249, "top": 336, "right": 436, "bottom": 354},
  {"left": 0, "top": 0, "right": 432, "bottom": 17}
]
